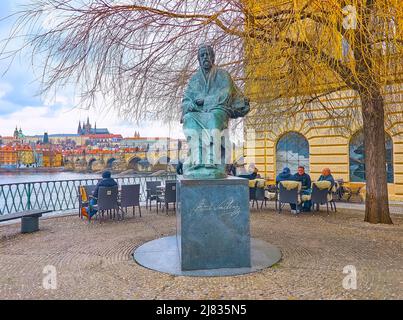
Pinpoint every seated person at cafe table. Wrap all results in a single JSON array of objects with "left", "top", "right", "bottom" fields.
[
  {"left": 238, "top": 166, "right": 260, "bottom": 180},
  {"left": 291, "top": 166, "right": 312, "bottom": 213},
  {"left": 276, "top": 167, "right": 293, "bottom": 184},
  {"left": 318, "top": 167, "right": 335, "bottom": 189},
  {"left": 83, "top": 171, "right": 118, "bottom": 219}
]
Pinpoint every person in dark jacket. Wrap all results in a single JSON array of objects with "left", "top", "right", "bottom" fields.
[
  {"left": 93, "top": 171, "right": 118, "bottom": 199},
  {"left": 318, "top": 168, "right": 335, "bottom": 188},
  {"left": 83, "top": 171, "right": 118, "bottom": 219},
  {"left": 238, "top": 167, "right": 259, "bottom": 180},
  {"left": 276, "top": 167, "right": 293, "bottom": 184},
  {"left": 293, "top": 166, "right": 312, "bottom": 212},
  {"left": 276, "top": 167, "right": 297, "bottom": 212},
  {"left": 293, "top": 166, "right": 311, "bottom": 190},
  {"left": 176, "top": 161, "right": 184, "bottom": 175}
]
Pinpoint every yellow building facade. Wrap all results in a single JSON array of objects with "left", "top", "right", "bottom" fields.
[
  {"left": 244, "top": 85, "right": 403, "bottom": 200},
  {"left": 42, "top": 151, "right": 63, "bottom": 167},
  {"left": 18, "top": 149, "right": 35, "bottom": 166},
  {"left": 0, "top": 147, "right": 18, "bottom": 166},
  {"left": 243, "top": 0, "right": 403, "bottom": 200}
]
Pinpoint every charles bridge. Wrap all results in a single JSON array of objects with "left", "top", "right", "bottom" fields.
[{"left": 63, "top": 149, "right": 185, "bottom": 172}]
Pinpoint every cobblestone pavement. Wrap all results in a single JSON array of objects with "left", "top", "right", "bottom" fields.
[{"left": 0, "top": 207, "right": 402, "bottom": 300}]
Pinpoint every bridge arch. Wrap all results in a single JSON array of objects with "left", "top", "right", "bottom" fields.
[
  {"left": 87, "top": 158, "right": 97, "bottom": 171},
  {"left": 127, "top": 156, "right": 142, "bottom": 171},
  {"left": 106, "top": 157, "right": 117, "bottom": 169}
]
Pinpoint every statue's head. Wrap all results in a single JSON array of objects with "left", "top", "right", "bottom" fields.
[{"left": 198, "top": 44, "right": 215, "bottom": 72}]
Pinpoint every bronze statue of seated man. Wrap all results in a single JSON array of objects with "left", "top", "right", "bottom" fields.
[{"left": 181, "top": 45, "right": 250, "bottom": 179}]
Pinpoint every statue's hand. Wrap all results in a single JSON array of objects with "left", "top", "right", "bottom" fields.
[{"left": 195, "top": 99, "right": 204, "bottom": 107}]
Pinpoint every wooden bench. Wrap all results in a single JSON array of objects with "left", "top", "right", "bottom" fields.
[{"left": 0, "top": 210, "right": 52, "bottom": 233}]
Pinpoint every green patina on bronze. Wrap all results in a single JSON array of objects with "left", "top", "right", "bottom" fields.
[{"left": 181, "top": 45, "right": 250, "bottom": 179}]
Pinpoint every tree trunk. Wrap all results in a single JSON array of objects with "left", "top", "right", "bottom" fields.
[{"left": 360, "top": 89, "right": 393, "bottom": 224}]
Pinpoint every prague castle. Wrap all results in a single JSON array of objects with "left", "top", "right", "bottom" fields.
[{"left": 77, "top": 117, "right": 110, "bottom": 135}]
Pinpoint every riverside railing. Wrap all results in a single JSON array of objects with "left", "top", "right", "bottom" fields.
[{"left": 0, "top": 174, "right": 176, "bottom": 215}]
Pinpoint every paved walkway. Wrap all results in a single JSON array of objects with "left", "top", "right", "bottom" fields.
[
  {"left": 335, "top": 201, "right": 403, "bottom": 214},
  {"left": 0, "top": 208, "right": 402, "bottom": 299}
]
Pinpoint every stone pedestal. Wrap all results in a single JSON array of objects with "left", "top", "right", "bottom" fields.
[{"left": 176, "top": 176, "right": 251, "bottom": 271}]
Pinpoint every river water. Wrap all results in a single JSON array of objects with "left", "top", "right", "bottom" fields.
[
  {"left": 0, "top": 170, "right": 175, "bottom": 216},
  {"left": 0, "top": 171, "right": 101, "bottom": 185}
]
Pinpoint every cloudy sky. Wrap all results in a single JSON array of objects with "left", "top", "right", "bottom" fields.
[{"left": 0, "top": 0, "right": 183, "bottom": 139}]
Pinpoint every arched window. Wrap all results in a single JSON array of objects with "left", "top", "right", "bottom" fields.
[
  {"left": 276, "top": 132, "right": 309, "bottom": 175},
  {"left": 349, "top": 130, "right": 394, "bottom": 183}
]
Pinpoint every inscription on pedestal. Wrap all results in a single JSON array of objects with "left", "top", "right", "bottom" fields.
[
  {"left": 177, "top": 177, "right": 251, "bottom": 271},
  {"left": 190, "top": 198, "right": 241, "bottom": 217}
]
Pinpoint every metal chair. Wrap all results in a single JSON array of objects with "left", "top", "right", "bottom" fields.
[
  {"left": 119, "top": 184, "right": 141, "bottom": 219},
  {"left": 250, "top": 182, "right": 266, "bottom": 210},
  {"left": 278, "top": 182, "right": 300, "bottom": 214},
  {"left": 329, "top": 184, "right": 338, "bottom": 212},
  {"left": 78, "top": 185, "right": 96, "bottom": 218},
  {"left": 334, "top": 179, "right": 344, "bottom": 200},
  {"left": 157, "top": 181, "right": 177, "bottom": 214},
  {"left": 93, "top": 186, "right": 119, "bottom": 222},
  {"left": 266, "top": 184, "right": 278, "bottom": 210},
  {"left": 146, "top": 181, "right": 161, "bottom": 210},
  {"left": 311, "top": 182, "right": 337, "bottom": 214}
]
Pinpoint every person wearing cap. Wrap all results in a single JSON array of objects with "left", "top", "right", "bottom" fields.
[
  {"left": 83, "top": 171, "right": 118, "bottom": 220},
  {"left": 276, "top": 167, "right": 293, "bottom": 184},
  {"left": 93, "top": 171, "right": 118, "bottom": 199},
  {"left": 276, "top": 167, "right": 298, "bottom": 212}
]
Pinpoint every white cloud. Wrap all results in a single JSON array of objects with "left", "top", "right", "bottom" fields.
[
  {"left": 0, "top": 82, "right": 12, "bottom": 99},
  {"left": 0, "top": 0, "right": 187, "bottom": 140},
  {"left": 43, "top": 94, "right": 70, "bottom": 107},
  {"left": 0, "top": 104, "right": 184, "bottom": 139}
]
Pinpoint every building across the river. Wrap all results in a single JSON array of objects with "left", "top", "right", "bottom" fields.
[
  {"left": 0, "top": 146, "right": 18, "bottom": 167},
  {"left": 3, "top": 118, "right": 116, "bottom": 148},
  {"left": 0, "top": 145, "right": 63, "bottom": 168},
  {"left": 121, "top": 136, "right": 187, "bottom": 161}
]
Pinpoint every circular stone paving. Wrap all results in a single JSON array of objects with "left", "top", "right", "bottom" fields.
[
  {"left": 133, "top": 236, "right": 282, "bottom": 276},
  {"left": 1, "top": 208, "right": 402, "bottom": 299}
]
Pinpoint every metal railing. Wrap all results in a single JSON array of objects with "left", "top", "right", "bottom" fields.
[{"left": 0, "top": 174, "right": 176, "bottom": 215}]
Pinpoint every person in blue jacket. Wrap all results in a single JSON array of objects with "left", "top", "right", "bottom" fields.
[
  {"left": 276, "top": 167, "right": 293, "bottom": 184},
  {"left": 276, "top": 167, "right": 297, "bottom": 212},
  {"left": 176, "top": 161, "right": 184, "bottom": 175},
  {"left": 318, "top": 168, "right": 335, "bottom": 188},
  {"left": 293, "top": 166, "right": 312, "bottom": 212},
  {"left": 84, "top": 171, "right": 118, "bottom": 219},
  {"left": 238, "top": 167, "right": 259, "bottom": 180},
  {"left": 93, "top": 171, "right": 118, "bottom": 199}
]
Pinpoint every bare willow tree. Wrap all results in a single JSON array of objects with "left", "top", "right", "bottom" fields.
[{"left": 1, "top": 0, "right": 402, "bottom": 223}]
